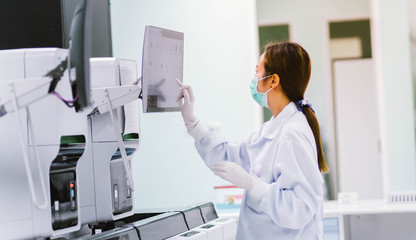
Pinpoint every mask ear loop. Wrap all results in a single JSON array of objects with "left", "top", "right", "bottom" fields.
[
  {"left": 257, "top": 75, "right": 271, "bottom": 81},
  {"left": 264, "top": 87, "right": 274, "bottom": 94},
  {"left": 263, "top": 74, "right": 278, "bottom": 94}
]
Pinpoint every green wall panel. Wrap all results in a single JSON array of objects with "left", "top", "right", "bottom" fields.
[{"left": 329, "top": 19, "right": 372, "bottom": 58}]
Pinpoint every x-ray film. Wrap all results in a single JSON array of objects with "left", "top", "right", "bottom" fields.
[{"left": 142, "top": 26, "right": 184, "bottom": 112}]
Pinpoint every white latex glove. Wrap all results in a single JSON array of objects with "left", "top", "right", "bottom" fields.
[
  {"left": 212, "top": 161, "right": 271, "bottom": 205},
  {"left": 211, "top": 161, "right": 256, "bottom": 190},
  {"left": 176, "top": 79, "right": 199, "bottom": 130}
]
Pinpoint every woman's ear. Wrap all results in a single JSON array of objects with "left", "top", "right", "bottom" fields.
[{"left": 270, "top": 73, "right": 280, "bottom": 88}]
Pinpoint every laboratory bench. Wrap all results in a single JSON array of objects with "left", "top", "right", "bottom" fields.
[
  {"left": 71, "top": 202, "right": 237, "bottom": 240},
  {"left": 217, "top": 199, "right": 416, "bottom": 240}
]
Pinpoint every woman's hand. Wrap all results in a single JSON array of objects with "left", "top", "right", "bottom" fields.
[
  {"left": 212, "top": 161, "right": 271, "bottom": 206},
  {"left": 211, "top": 161, "right": 255, "bottom": 190},
  {"left": 176, "top": 79, "right": 198, "bottom": 130}
]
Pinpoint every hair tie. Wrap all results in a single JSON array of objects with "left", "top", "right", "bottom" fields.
[{"left": 296, "top": 99, "right": 315, "bottom": 113}]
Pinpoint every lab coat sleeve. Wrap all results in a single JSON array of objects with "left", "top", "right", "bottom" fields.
[
  {"left": 246, "top": 137, "right": 323, "bottom": 230},
  {"left": 192, "top": 123, "right": 252, "bottom": 172}
]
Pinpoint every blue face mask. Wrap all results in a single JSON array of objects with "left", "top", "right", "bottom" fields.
[{"left": 250, "top": 75, "right": 273, "bottom": 108}]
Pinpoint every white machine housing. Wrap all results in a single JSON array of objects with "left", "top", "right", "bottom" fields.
[
  {"left": 0, "top": 51, "right": 141, "bottom": 239},
  {"left": 0, "top": 48, "right": 89, "bottom": 239},
  {"left": 166, "top": 218, "right": 237, "bottom": 240},
  {"left": 192, "top": 223, "right": 222, "bottom": 239},
  {"left": 166, "top": 230, "right": 208, "bottom": 240},
  {"left": 207, "top": 218, "right": 237, "bottom": 240},
  {"left": 78, "top": 57, "right": 140, "bottom": 224}
]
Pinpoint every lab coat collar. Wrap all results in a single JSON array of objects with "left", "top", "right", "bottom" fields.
[{"left": 262, "top": 102, "right": 299, "bottom": 140}]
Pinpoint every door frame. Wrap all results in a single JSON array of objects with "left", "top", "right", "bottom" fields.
[{"left": 322, "top": 15, "right": 387, "bottom": 199}]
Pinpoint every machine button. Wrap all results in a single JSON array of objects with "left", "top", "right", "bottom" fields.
[
  {"left": 70, "top": 200, "right": 76, "bottom": 211},
  {"left": 113, "top": 184, "right": 119, "bottom": 212},
  {"left": 69, "top": 180, "right": 76, "bottom": 211},
  {"left": 54, "top": 201, "right": 60, "bottom": 211},
  {"left": 114, "top": 184, "right": 119, "bottom": 200},
  {"left": 127, "top": 188, "right": 131, "bottom": 198}
]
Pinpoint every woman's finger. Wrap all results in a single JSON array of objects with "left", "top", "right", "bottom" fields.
[
  {"left": 176, "top": 78, "right": 183, "bottom": 87},
  {"left": 183, "top": 89, "right": 191, "bottom": 105},
  {"left": 176, "top": 91, "right": 184, "bottom": 102}
]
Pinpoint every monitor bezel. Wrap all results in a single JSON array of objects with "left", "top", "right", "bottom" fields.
[{"left": 68, "top": 0, "right": 92, "bottom": 112}]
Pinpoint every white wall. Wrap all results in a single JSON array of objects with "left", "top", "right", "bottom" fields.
[
  {"left": 410, "top": 1, "right": 416, "bottom": 108},
  {"left": 371, "top": 0, "right": 416, "bottom": 191},
  {"left": 110, "top": 0, "right": 259, "bottom": 209}
]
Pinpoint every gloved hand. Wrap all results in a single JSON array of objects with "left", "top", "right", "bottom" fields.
[
  {"left": 211, "top": 161, "right": 256, "bottom": 190},
  {"left": 176, "top": 79, "right": 199, "bottom": 130},
  {"left": 212, "top": 161, "right": 271, "bottom": 205}
]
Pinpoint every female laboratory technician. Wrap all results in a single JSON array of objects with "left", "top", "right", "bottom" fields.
[{"left": 176, "top": 41, "right": 328, "bottom": 240}]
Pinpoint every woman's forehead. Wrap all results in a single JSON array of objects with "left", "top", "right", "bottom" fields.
[{"left": 257, "top": 53, "right": 266, "bottom": 69}]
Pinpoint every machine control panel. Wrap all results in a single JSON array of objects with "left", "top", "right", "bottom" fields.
[
  {"left": 110, "top": 148, "right": 135, "bottom": 215},
  {"left": 50, "top": 146, "right": 84, "bottom": 230}
]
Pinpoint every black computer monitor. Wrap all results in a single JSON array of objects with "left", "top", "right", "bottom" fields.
[
  {"left": 68, "top": 0, "right": 92, "bottom": 112},
  {"left": 62, "top": 0, "right": 112, "bottom": 57},
  {"left": 141, "top": 26, "right": 184, "bottom": 113},
  {"left": 0, "top": 0, "right": 63, "bottom": 50},
  {"left": 0, "top": 0, "right": 112, "bottom": 57}
]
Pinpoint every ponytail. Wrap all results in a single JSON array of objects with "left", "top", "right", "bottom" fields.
[
  {"left": 263, "top": 41, "right": 328, "bottom": 173},
  {"left": 301, "top": 106, "right": 328, "bottom": 173}
]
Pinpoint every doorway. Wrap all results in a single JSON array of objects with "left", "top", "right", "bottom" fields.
[{"left": 329, "top": 19, "right": 383, "bottom": 199}]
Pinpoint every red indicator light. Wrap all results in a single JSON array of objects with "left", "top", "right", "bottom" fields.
[{"left": 70, "top": 183, "right": 74, "bottom": 188}]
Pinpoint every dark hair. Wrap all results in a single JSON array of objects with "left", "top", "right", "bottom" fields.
[{"left": 263, "top": 41, "right": 328, "bottom": 173}]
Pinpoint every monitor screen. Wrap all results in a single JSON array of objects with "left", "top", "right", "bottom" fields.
[{"left": 141, "top": 26, "right": 184, "bottom": 113}]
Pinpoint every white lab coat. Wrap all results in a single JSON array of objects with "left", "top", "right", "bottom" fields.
[{"left": 190, "top": 102, "right": 324, "bottom": 240}]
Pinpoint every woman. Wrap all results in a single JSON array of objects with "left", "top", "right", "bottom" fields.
[{"left": 176, "top": 42, "right": 328, "bottom": 239}]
